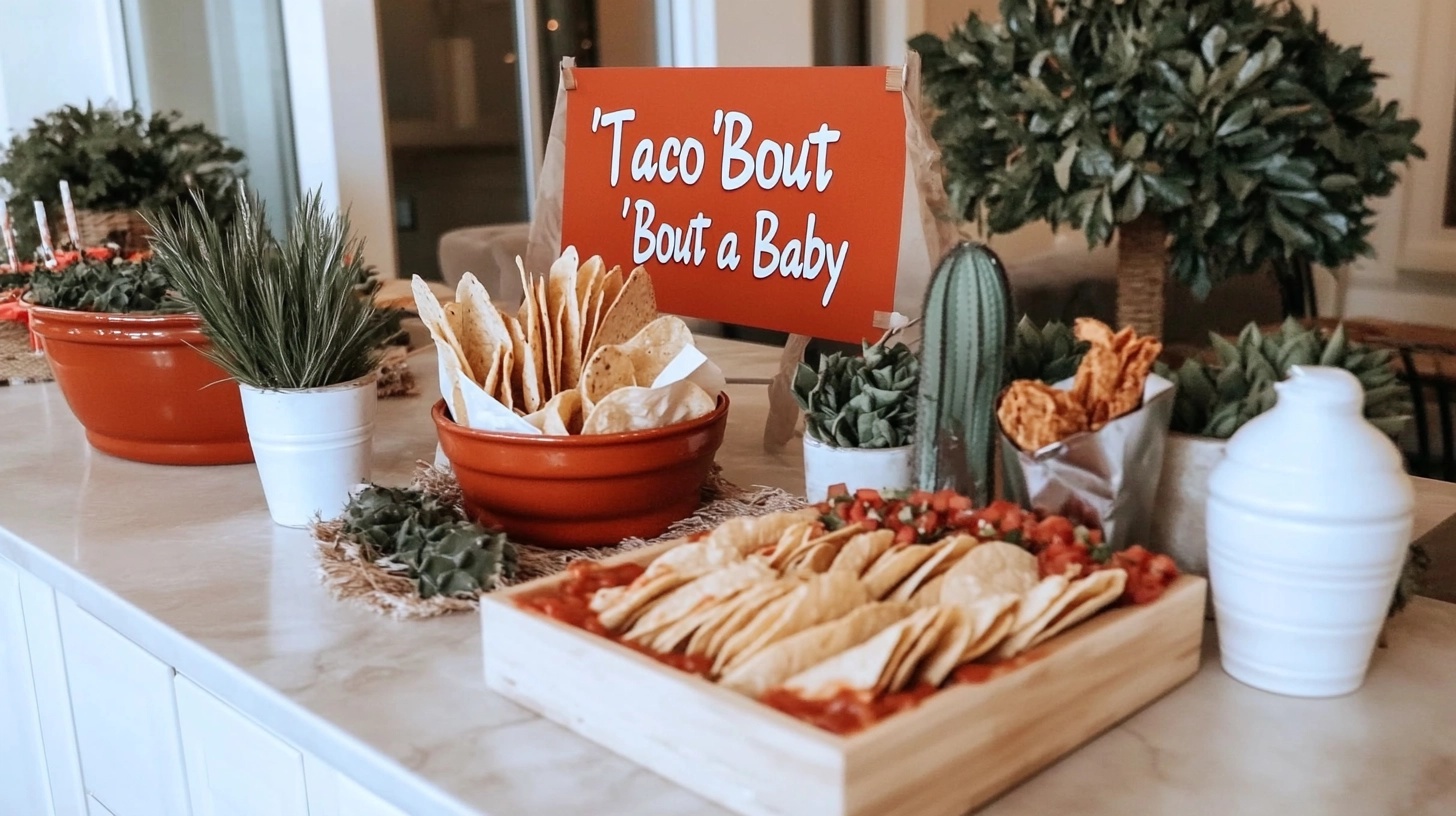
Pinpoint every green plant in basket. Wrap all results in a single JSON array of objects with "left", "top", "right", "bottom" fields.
[
  {"left": 28, "top": 255, "right": 185, "bottom": 313},
  {"left": 793, "top": 333, "right": 919, "bottom": 449},
  {"left": 147, "top": 189, "right": 394, "bottom": 390},
  {"left": 341, "top": 485, "right": 517, "bottom": 599},
  {"left": 0, "top": 103, "right": 245, "bottom": 244}
]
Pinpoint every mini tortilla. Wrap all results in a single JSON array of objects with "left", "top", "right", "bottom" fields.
[
  {"left": 781, "top": 607, "right": 940, "bottom": 699},
  {"left": 589, "top": 265, "right": 656, "bottom": 354},
  {"left": 916, "top": 593, "right": 1019, "bottom": 686},
  {"left": 575, "top": 255, "right": 604, "bottom": 356},
  {"left": 582, "top": 263, "right": 617, "bottom": 354},
  {"left": 580, "top": 380, "right": 716, "bottom": 435},
  {"left": 534, "top": 274, "right": 557, "bottom": 400},
  {"left": 885, "top": 606, "right": 957, "bottom": 692},
  {"left": 503, "top": 313, "right": 541, "bottom": 413},
  {"left": 939, "top": 541, "right": 1040, "bottom": 601},
  {"left": 457, "top": 272, "right": 511, "bottom": 389},
  {"left": 412, "top": 275, "right": 475, "bottom": 384},
  {"left": 719, "top": 602, "right": 912, "bottom": 697},
  {"left": 689, "top": 578, "right": 800, "bottom": 659},
  {"left": 703, "top": 510, "right": 821, "bottom": 557},
  {"left": 986, "top": 574, "right": 1072, "bottom": 659},
  {"left": 547, "top": 246, "right": 581, "bottom": 390},
  {"left": 618, "top": 315, "right": 695, "bottom": 386}
]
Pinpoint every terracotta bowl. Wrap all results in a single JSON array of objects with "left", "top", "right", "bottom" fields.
[
  {"left": 432, "top": 395, "right": 730, "bottom": 548},
  {"left": 29, "top": 305, "right": 253, "bottom": 466}
]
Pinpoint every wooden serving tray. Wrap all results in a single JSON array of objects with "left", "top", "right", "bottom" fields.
[{"left": 481, "top": 541, "right": 1207, "bottom": 816}]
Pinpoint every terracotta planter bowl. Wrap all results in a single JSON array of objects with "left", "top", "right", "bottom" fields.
[
  {"left": 432, "top": 395, "right": 729, "bottom": 548},
  {"left": 29, "top": 305, "right": 253, "bottom": 465}
]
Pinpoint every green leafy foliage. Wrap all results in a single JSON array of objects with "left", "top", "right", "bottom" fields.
[
  {"left": 0, "top": 104, "right": 244, "bottom": 245},
  {"left": 1005, "top": 317, "right": 1089, "bottom": 383},
  {"left": 794, "top": 335, "right": 919, "bottom": 448},
  {"left": 913, "top": 0, "right": 1424, "bottom": 297},
  {"left": 28, "top": 256, "right": 185, "bottom": 313},
  {"left": 147, "top": 189, "right": 394, "bottom": 389},
  {"left": 340, "top": 485, "right": 517, "bottom": 599},
  {"left": 1159, "top": 317, "right": 1410, "bottom": 438}
]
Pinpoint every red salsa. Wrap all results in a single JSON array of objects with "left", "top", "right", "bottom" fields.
[{"left": 760, "top": 685, "right": 939, "bottom": 735}]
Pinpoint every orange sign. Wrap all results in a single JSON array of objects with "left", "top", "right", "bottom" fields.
[{"left": 560, "top": 67, "right": 907, "bottom": 344}]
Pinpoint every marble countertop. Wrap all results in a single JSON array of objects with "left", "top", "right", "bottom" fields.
[{"left": 2, "top": 336, "right": 1454, "bottom": 816}]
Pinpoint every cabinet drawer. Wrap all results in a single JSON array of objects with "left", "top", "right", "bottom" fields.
[
  {"left": 87, "top": 794, "right": 118, "bottom": 816},
  {"left": 175, "top": 673, "right": 310, "bottom": 816},
  {"left": 57, "top": 598, "right": 189, "bottom": 816},
  {"left": 0, "top": 557, "right": 51, "bottom": 816}
]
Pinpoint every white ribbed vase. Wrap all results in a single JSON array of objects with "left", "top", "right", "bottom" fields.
[{"left": 1206, "top": 366, "right": 1413, "bottom": 698}]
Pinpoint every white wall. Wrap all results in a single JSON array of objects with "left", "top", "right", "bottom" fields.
[
  {"left": 0, "top": 0, "right": 131, "bottom": 139},
  {"left": 713, "top": 0, "right": 813, "bottom": 66}
]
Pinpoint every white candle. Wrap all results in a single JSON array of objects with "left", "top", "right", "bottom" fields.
[
  {"left": 1, "top": 202, "right": 17, "bottom": 269},
  {"left": 59, "top": 180, "right": 81, "bottom": 248},
  {"left": 33, "top": 200, "right": 55, "bottom": 266}
]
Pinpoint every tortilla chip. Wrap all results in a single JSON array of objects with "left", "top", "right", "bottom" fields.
[
  {"left": 781, "top": 607, "right": 939, "bottom": 698},
  {"left": 619, "top": 315, "right": 694, "bottom": 387},
  {"left": 770, "top": 523, "right": 860, "bottom": 572},
  {"left": 581, "top": 262, "right": 615, "bottom": 354},
  {"left": 548, "top": 247, "right": 582, "bottom": 390},
  {"left": 412, "top": 275, "right": 475, "bottom": 383},
  {"left": 444, "top": 302, "right": 464, "bottom": 348},
  {"left": 457, "top": 272, "right": 511, "bottom": 389},
  {"left": 885, "top": 606, "right": 957, "bottom": 692},
  {"left": 887, "top": 536, "right": 978, "bottom": 603},
  {"left": 687, "top": 579, "right": 801, "bottom": 659},
  {"left": 716, "top": 570, "right": 868, "bottom": 673},
  {"left": 703, "top": 510, "right": 823, "bottom": 557},
  {"left": 1000, "top": 569, "right": 1127, "bottom": 657},
  {"left": 939, "top": 541, "right": 1040, "bottom": 600},
  {"left": 523, "top": 389, "right": 584, "bottom": 435},
  {"left": 830, "top": 531, "right": 894, "bottom": 577},
  {"left": 533, "top": 275, "right": 557, "bottom": 400},
  {"left": 580, "top": 381, "right": 716, "bottom": 435},
  {"left": 589, "top": 265, "right": 656, "bottom": 354},
  {"left": 579, "top": 345, "right": 638, "bottom": 412},
  {"left": 720, "top": 602, "right": 912, "bottom": 697},
  {"left": 625, "top": 560, "right": 777, "bottom": 647},
  {"left": 503, "top": 313, "right": 540, "bottom": 413},
  {"left": 862, "top": 545, "right": 941, "bottom": 599},
  {"left": 594, "top": 572, "right": 686, "bottom": 632},
  {"left": 987, "top": 574, "right": 1073, "bottom": 659}
]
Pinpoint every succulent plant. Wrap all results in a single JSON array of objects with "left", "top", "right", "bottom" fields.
[
  {"left": 1006, "top": 317, "right": 1089, "bottom": 384},
  {"left": 1161, "top": 318, "right": 1410, "bottom": 439},
  {"left": 339, "top": 485, "right": 517, "bottom": 599},
  {"left": 913, "top": 243, "right": 1013, "bottom": 504},
  {"left": 793, "top": 335, "right": 918, "bottom": 449},
  {"left": 28, "top": 255, "right": 185, "bottom": 313}
]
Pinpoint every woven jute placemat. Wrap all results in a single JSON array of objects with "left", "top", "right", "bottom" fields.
[
  {"left": 0, "top": 323, "right": 51, "bottom": 385},
  {"left": 314, "top": 463, "right": 807, "bottom": 620}
]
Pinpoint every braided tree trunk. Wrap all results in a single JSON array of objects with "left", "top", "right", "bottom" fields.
[{"left": 1115, "top": 213, "right": 1169, "bottom": 337}]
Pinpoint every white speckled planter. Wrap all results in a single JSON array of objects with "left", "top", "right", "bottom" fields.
[
  {"left": 802, "top": 436, "right": 913, "bottom": 503},
  {"left": 1149, "top": 433, "right": 1227, "bottom": 576}
]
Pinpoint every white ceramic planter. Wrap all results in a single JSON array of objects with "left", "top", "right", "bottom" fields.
[
  {"left": 1206, "top": 367, "right": 1413, "bottom": 698},
  {"left": 1149, "top": 433, "right": 1227, "bottom": 576},
  {"left": 239, "top": 375, "right": 378, "bottom": 528},
  {"left": 802, "top": 436, "right": 913, "bottom": 503}
]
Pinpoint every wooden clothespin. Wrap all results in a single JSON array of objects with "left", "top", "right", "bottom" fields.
[
  {"left": 885, "top": 65, "right": 905, "bottom": 92},
  {"left": 562, "top": 56, "right": 578, "bottom": 91}
]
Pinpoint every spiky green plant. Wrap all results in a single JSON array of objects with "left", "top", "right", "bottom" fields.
[
  {"left": 793, "top": 334, "right": 918, "bottom": 448},
  {"left": 1161, "top": 318, "right": 1410, "bottom": 439},
  {"left": 1005, "top": 317, "right": 1089, "bottom": 384},
  {"left": 28, "top": 256, "right": 184, "bottom": 313},
  {"left": 147, "top": 189, "right": 392, "bottom": 389},
  {"left": 340, "top": 485, "right": 517, "bottom": 599}
]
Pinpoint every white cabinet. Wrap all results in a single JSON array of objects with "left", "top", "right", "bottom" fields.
[
  {"left": 175, "top": 673, "right": 311, "bottom": 816},
  {"left": 0, "top": 556, "right": 52, "bottom": 816},
  {"left": 88, "top": 795, "right": 119, "bottom": 816},
  {"left": 302, "top": 753, "right": 408, "bottom": 816},
  {"left": 17, "top": 568, "right": 87, "bottom": 816},
  {"left": 58, "top": 597, "right": 190, "bottom": 816}
]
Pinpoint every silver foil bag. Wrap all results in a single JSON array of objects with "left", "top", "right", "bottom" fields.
[{"left": 1000, "top": 374, "right": 1176, "bottom": 549}]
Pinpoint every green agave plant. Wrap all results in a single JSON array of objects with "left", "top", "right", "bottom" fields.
[
  {"left": 793, "top": 335, "right": 919, "bottom": 449},
  {"left": 340, "top": 485, "right": 517, "bottom": 599},
  {"left": 1005, "top": 316, "right": 1089, "bottom": 384}
]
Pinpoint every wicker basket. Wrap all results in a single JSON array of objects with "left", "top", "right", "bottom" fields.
[{"left": 67, "top": 209, "right": 153, "bottom": 255}]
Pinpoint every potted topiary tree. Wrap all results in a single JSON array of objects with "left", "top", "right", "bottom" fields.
[
  {"left": 912, "top": 0, "right": 1424, "bottom": 336},
  {"left": 148, "top": 190, "right": 394, "bottom": 528},
  {"left": 1, "top": 104, "right": 244, "bottom": 253},
  {"left": 26, "top": 250, "right": 253, "bottom": 465}
]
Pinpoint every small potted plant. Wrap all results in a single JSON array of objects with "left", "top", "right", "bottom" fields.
[
  {"left": 1154, "top": 319, "right": 1409, "bottom": 574},
  {"left": 793, "top": 332, "right": 918, "bottom": 502},
  {"left": 148, "top": 190, "right": 393, "bottom": 528},
  {"left": 26, "top": 249, "right": 252, "bottom": 465},
  {"left": 1, "top": 104, "right": 244, "bottom": 253}
]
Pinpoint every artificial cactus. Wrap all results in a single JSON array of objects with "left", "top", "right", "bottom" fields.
[{"left": 912, "top": 242, "right": 1013, "bottom": 504}]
